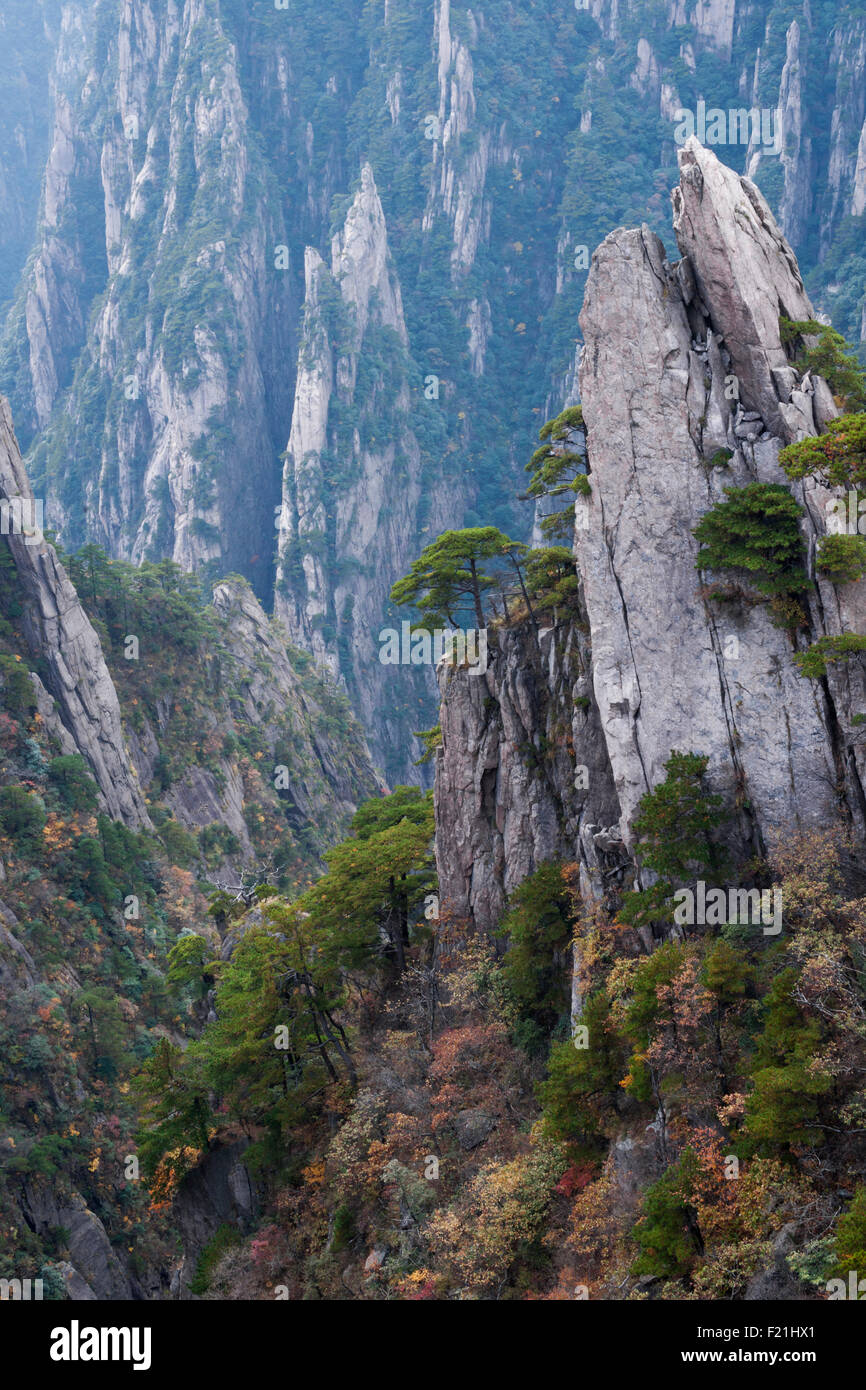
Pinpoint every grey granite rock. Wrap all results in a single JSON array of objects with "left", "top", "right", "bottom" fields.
[{"left": 1, "top": 396, "right": 151, "bottom": 829}]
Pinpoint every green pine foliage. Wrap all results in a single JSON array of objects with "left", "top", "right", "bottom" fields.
[
  {"left": 525, "top": 407, "right": 587, "bottom": 542},
  {"left": 702, "top": 937, "right": 753, "bottom": 1004},
  {"left": 189, "top": 1224, "right": 243, "bottom": 1296},
  {"left": 524, "top": 547, "right": 581, "bottom": 615},
  {"left": 0, "top": 785, "right": 46, "bottom": 852},
  {"left": 630, "top": 1149, "right": 703, "bottom": 1279},
  {"left": 498, "top": 862, "right": 573, "bottom": 1053},
  {"left": 0, "top": 653, "right": 36, "bottom": 715},
  {"left": 390, "top": 526, "right": 526, "bottom": 630},
  {"left": 779, "top": 316, "right": 866, "bottom": 410},
  {"left": 816, "top": 533, "right": 866, "bottom": 584},
  {"left": 616, "top": 752, "right": 729, "bottom": 932},
  {"left": 538, "top": 991, "right": 624, "bottom": 1149},
  {"left": 794, "top": 633, "right": 866, "bottom": 679},
  {"left": 621, "top": 941, "right": 687, "bottom": 1102},
  {"left": 779, "top": 413, "right": 866, "bottom": 490},
  {"left": 631, "top": 752, "right": 728, "bottom": 882},
  {"left": 46, "top": 755, "right": 99, "bottom": 813},
  {"left": 412, "top": 724, "right": 442, "bottom": 766},
  {"left": 135, "top": 787, "right": 436, "bottom": 1176},
  {"left": 833, "top": 1188, "right": 866, "bottom": 1279},
  {"left": 693, "top": 484, "right": 808, "bottom": 599},
  {"left": 743, "top": 969, "right": 832, "bottom": 1154}
]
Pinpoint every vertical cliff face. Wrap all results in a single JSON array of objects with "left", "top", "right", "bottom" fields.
[
  {"left": 0, "top": 0, "right": 56, "bottom": 313},
  {"left": 274, "top": 166, "right": 458, "bottom": 782},
  {"left": 422, "top": 0, "right": 511, "bottom": 373},
  {"left": 435, "top": 620, "right": 623, "bottom": 933},
  {"left": 3, "top": 0, "right": 866, "bottom": 782},
  {"left": 831, "top": 18, "right": 866, "bottom": 233},
  {"left": 0, "top": 397, "right": 151, "bottom": 829},
  {"left": 744, "top": 6, "right": 866, "bottom": 257},
  {"left": 436, "top": 140, "right": 866, "bottom": 934},
  {"left": 577, "top": 145, "right": 845, "bottom": 855},
  {"left": 208, "top": 576, "right": 385, "bottom": 841},
  {"left": 1, "top": 0, "right": 297, "bottom": 598},
  {"left": 0, "top": 1, "right": 589, "bottom": 594},
  {"left": 672, "top": 140, "right": 866, "bottom": 824}
]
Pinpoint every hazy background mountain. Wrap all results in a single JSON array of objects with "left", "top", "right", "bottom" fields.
[{"left": 1, "top": 0, "right": 865, "bottom": 779}]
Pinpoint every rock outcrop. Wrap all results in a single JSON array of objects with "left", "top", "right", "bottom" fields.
[
  {"left": 671, "top": 139, "right": 833, "bottom": 445},
  {"left": 0, "top": 396, "right": 151, "bottom": 828},
  {"left": 436, "top": 140, "right": 866, "bottom": 936},
  {"left": 109, "top": 573, "right": 385, "bottom": 861},
  {"left": 170, "top": 1141, "right": 258, "bottom": 1297},
  {"left": 576, "top": 141, "right": 851, "bottom": 853},
  {"left": 435, "top": 619, "right": 623, "bottom": 934},
  {"left": 20, "top": 1181, "right": 136, "bottom": 1300}
]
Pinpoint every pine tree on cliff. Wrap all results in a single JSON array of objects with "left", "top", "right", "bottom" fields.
[{"left": 390, "top": 527, "right": 531, "bottom": 629}]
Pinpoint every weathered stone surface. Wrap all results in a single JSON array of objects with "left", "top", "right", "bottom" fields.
[
  {"left": 274, "top": 166, "right": 457, "bottom": 782},
  {"left": 171, "top": 1141, "right": 258, "bottom": 1296},
  {"left": 437, "top": 142, "right": 866, "bottom": 962},
  {"left": 672, "top": 147, "right": 866, "bottom": 818},
  {"left": 577, "top": 166, "right": 850, "bottom": 854},
  {"left": 672, "top": 137, "right": 823, "bottom": 445},
  {"left": 610, "top": 1125, "right": 665, "bottom": 1221},
  {"left": 212, "top": 577, "right": 384, "bottom": 826},
  {"left": 452, "top": 1106, "right": 496, "bottom": 1151},
  {"left": 364, "top": 1245, "right": 387, "bottom": 1274},
  {"left": 0, "top": 396, "right": 151, "bottom": 829},
  {"left": 60, "top": 1203, "right": 135, "bottom": 1301},
  {"left": 7, "top": 0, "right": 295, "bottom": 597},
  {"left": 435, "top": 621, "right": 620, "bottom": 934},
  {"left": 163, "top": 762, "right": 251, "bottom": 855},
  {"left": 20, "top": 1183, "right": 135, "bottom": 1299},
  {"left": 425, "top": 0, "right": 513, "bottom": 289},
  {"left": 54, "top": 1261, "right": 98, "bottom": 1301}
]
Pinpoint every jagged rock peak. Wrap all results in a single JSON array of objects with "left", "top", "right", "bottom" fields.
[
  {"left": 275, "top": 164, "right": 455, "bottom": 785},
  {"left": 576, "top": 142, "right": 860, "bottom": 854},
  {"left": 331, "top": 164, "right": 406, "bottom": 344},
  {"left": 672, "top": 136, "right": 836, "bottom": 443},
  {"left": 436, "top": 142, "right": 866, "bottom": 942}
]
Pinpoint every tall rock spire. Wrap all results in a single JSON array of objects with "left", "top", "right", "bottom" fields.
[
  {"left": 436, "top": 142, "right": 866, "bottom": 937},
  {"left": 275, "top": 165, "right": 456, "bottom": 783}
]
